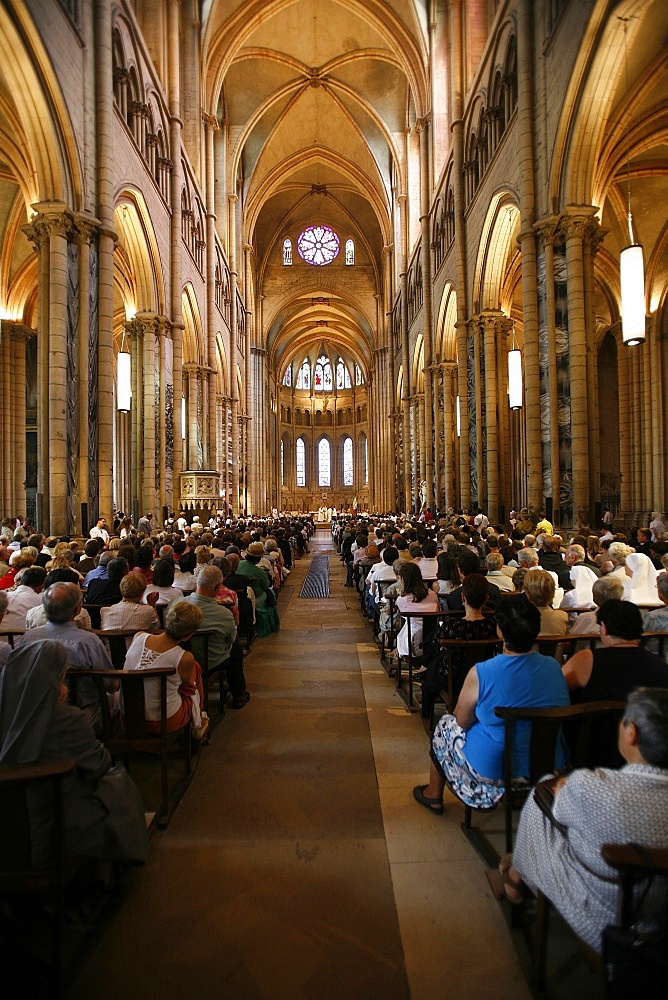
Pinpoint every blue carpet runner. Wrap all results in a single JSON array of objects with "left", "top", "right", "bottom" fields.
[{"left": 299, "top": 554, "right": 330, "bottom": 598}]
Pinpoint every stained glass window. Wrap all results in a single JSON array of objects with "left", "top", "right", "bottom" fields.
[
  {"left": 296, "top": 438, "right": 305, "bottom": 486},
  {"left": 345, "top": 239, "right": 354, "bottom": 265},
  {"left": 282, "top": 366, "right": 291, "bottom": 387},
  {"left": 355, "top": 364, "right": 364, "bottom": 385},
  {"left": 283, "top": 238, "right": 292, "bottom": 265},
  {"left": 336, "top": 359, "right": 351, "bottom": 389},
  {"left": 297, "top": 226, "right": 339, "bottom": 266},
  {"left": 343, "top": 437, "right": 353, "bottom": 486},
  {"left": 295, "top": 359, "right": 310, "bottom": 390},
  {"left": 318, "top": 439, "right": 331, "bottom": 487},
  {"left": 314, "top": 355, "right": 332, "bottom": 391}
]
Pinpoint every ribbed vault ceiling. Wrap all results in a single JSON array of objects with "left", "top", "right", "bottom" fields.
[{"left": 202, "top": 0, "right": 428, "bottom": 376}]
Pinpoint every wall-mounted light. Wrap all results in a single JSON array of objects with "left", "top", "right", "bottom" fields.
[
  {"left": 619, "top": 17, "right": 645, "bottom": 346},
  {"left": 456, "top": 395, "right": 461, "bottom": 437},
  {"left": 117, "top": 333, "right": 131, "bottom": 412},
  {"left": 507, "top": 323, "right": 523, "bottom": 410},
  {"left": 181, "top": 397, "right": 186, "bottom": 440}
]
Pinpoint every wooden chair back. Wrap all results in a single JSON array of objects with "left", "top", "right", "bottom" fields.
[
  {"left": 421, "top": 636, "right": 503, "bottom": 728},
  {"left": 234, "top": 588, "right": 255, "bottom": 650},
  {"left": 67, "top": 667, "right": 193, "bottom": 828},
  {"left": 490, "top": 701, "right": 626, "bottom": 856}
]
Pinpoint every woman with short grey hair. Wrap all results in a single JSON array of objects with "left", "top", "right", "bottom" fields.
[{"left": 495, "top": 687, "right": 668, "bottom": 953}]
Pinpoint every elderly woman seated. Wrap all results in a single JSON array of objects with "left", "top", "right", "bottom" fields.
[
  {"left": 412, "top": 596, "right": 569, "bottom": 814},
  {"left": 100, "top": 572, "right": 161, "bottom": 633},
  {"left": 0, "top": 639, "right": 149, "bottom": 868},
  {"left": 522, "top": 569, "right": 568, "bottom": 637},
  {"left": 497, "top": 688, "right": 668, "bottom": 954}
]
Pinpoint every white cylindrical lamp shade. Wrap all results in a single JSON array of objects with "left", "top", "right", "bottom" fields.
[
  {"left": 181, "top": 397, "right": 186, "bottom": 440},
  {"left": 455, "top": 395, "right": 461, "bottom": 437},
  {"left": 508, "top": 349, "right": 523, "bottom": 409},
  {"left": 117, "top": 351, "right": 131, "bottom": 412},
  {"left": 620, "top": 244, "right": 645, "bottom": 345}
]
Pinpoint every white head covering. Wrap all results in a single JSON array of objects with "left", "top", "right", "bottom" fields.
[
  {"left": 559, "top": 564, "right": 598, "bottom": 609},
  {"left": 622, "top": 552, "right": 661, "bottom": 606}
]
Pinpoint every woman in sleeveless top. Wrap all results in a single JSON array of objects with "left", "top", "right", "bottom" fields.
[{"left": 124, "top": 600, "right": 208, "bottom": 739}]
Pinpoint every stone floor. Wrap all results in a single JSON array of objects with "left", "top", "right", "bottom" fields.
[{"left": 65, "top": 529, "right": 605, "bottom": 1000}]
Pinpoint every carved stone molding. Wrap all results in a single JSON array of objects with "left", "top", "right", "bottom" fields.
[{"left": 180, "top": 470, "right": 221, "bottom": 505}]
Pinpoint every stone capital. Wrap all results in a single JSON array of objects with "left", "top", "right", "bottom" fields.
[
  {"left": 2, "top": 320, "right": 35, "bottom": 342},
  {"left": 534, "top": 215, "right": 563, "bottom": 246},
  {"left": 201, "top": 112, "right": 219, "bottom": 131},
  {"left": 73, "top": 213, "right": 102, "bottom": 244},
  {"left": 561, "top": 206, "right": 599, "bottom": 244},
  {"left": 124, "top": 317, "right": 146, "bottom": 341}
]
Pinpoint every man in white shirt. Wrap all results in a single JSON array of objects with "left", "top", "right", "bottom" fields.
[
  {"left": 473, "top": 509, "right": 489, "bottom": 531},
  {"left": 89, "top": 517, "right": 110, "bottom": 545},
  {"left": 3, "top": 566, "right": 46, "bottom": 629},
  {"left": 650, "top": 511, "right": 665, "bottom": 542}
]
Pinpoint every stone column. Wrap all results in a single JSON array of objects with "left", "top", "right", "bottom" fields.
[
  {"left": 442, "top": 362, "right": 456, "bottom": 509},
  {"left": 648, "top": 316, "right": 665, "bottom": 509},
  {"left": 203, "top": 112, "right": 219, "bottom": 468},
  {"left": 584, "top": 219, "right": 606, "bottom": 518},
  {"left": 157, "top": 318, "right": 169, "bottom": 511},
  {"left": 1, "top": 327, "right": 10, "bottom": 509},
  {"left": 496, "top": 320, "right": 511, "bottom": 515},
  {"left": 168, "top": 0, "right": 183, "bottom": 510},
  {"left": 417, "top": 392, "right": 426, "bottom": 506},
  {"left": 535, "top": 217, "right": 561, "bottom": 522},
  {"left": 383, "top": 244, "right": 396, "bottom": 510},
  {"left": 183, "top": 364, "right": 199, "bottom": 470},
  {"left": 74, "top": 217, "right": 97, "bottom": 531},
  {"left": 135, "top": 313, "right": 158, "bottom": 513},
  {"left": 617, "top": 338, "right": 631, "bottom": 511},
  {"left": 563, "top": 209, "right": 596, "bottom": 524},
  {"left": 228, "top": 194, "right": 239, "bottom": 514},
  {"left": 418, "top": 116, "right": 435, "bottom": 505},
  {"left": 398, "top": 192, "right": 412, "bottom": 513},
  {"left": 95, "top": 0, "right": 115, "bottom": 527},
  {"left": 516, "top": 0, "right": 542, "bottom": 510},
  {"left": 9, "top": 325, "right": 33, "bottom": 516},
  {"left": 470, "top": 317, "right": 484, "bottom": 507},
  {"left": 243, "top": 243, "right": 253, "bottom": 511},
  {"left": 448, "top": 0, "right": 470, "bottom": 509},
  {"left": 481, "top": 312, "right": 499, "bottom": 522},
  {"left": 222, "top": 395, "right": 230, "bottom": 509},
  {"left": 126, "top": 318, "right": 143, "bottom": 522},
  {"left": 45, "top": 212, "right": 70, "bottom": 533}
]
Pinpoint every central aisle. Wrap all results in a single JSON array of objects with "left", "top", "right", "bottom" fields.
[{"left": 68, "top": 530, "right": 531, "bottom": 1000}]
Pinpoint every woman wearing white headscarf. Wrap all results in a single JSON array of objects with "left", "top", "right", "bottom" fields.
[
  {"left": 0, "top": 639, "right": 149, "bottom": 868},
  {"left": 559, "top": 564, "right": 599, "bottom": 609},
  {"left": 622, "top": 552, "right": 661, "bottom": 606}
]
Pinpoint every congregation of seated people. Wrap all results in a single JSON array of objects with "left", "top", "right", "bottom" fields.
[
  {"left": 331, "top": 504, "right": 668, "bottom": 958},
  {"left": 2, "top": 503, "right": 668, "bottom": 971},
  {"left": 0, "top": 508, "right": 316, "bottom": 893}
]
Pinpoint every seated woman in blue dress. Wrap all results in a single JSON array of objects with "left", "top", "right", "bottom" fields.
[{"left": 413, "top": 595, "right": 570, "bottom": 814}]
